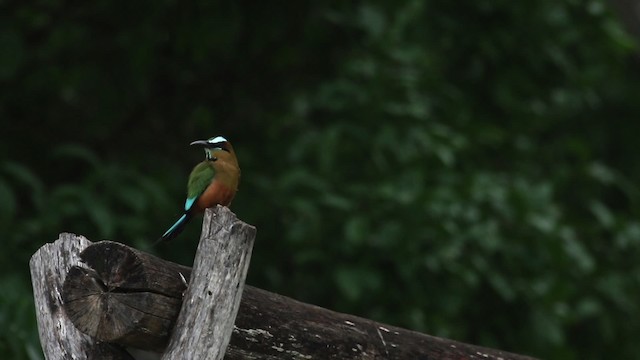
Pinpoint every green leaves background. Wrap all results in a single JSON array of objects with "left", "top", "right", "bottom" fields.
[{"left": 1, "top": 1, "right": 640, "bottom": 359}]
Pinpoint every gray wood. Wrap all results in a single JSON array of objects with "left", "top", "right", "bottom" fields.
[
  {"left": 30, "top": 233, "right": 133, "bottom": 360},
  {"left": 227, "top": 287, "right": 538, "bottom": 360},
  {"left": 61, "top": 248, "right": 537, "bottom": 359},
  {"left": 162, "top": 205, "right": 257, "bottom": 360},
  {"left": 34, "top": 207, "right": 536, "bottom": 360}
]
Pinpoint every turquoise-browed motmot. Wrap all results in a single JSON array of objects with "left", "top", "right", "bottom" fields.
[{"left": 159, "top": 136, "right": 240, "bottom": 242}]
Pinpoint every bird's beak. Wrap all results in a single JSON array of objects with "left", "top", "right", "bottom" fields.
[{"left": 190, "top": 140, "right": 209, "bottom": 146}]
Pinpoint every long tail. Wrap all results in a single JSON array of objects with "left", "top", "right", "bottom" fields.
[{"left": 156, "top": 212, "right": 193, "bottom": 244}]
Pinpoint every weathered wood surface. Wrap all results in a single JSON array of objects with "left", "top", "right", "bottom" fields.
[
  {"left": 62, "top": 247, "right": 536, "bottom": 359},
  {"left": 162, "top": 205, "right": 256, "bottom": 360},
  {"left": 34, "top": 205, "right": 537, "bottom": 360},
  {"left": 228, "top": 287, "right": 537, "bottom": 360},
  {"left": 30, "top": 233, "right": 134, "bottom": 360},
  {"left": 62, "top": 241, "right": 192, "bottom": 352},
  {"left": 33, "top": 205, "right": 256, "bottom": 360}
]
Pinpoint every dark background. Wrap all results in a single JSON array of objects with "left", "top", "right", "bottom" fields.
[{"left": 2, "top": 1, "right": 640, "bottom": 359}]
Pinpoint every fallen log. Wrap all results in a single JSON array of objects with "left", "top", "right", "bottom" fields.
[{"left": 31, "top": 206, "right": 537, "bottom": 359}]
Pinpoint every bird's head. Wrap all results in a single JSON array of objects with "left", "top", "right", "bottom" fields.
[{"left": 190, "top": 136, "right": 236, "bottom": 162}]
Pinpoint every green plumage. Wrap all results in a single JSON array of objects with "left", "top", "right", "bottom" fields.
[
  {"left": 187, "top": 162, "right": 216, "bottom": 200},
  {"left": 159, "top": 162, "right": 216, "bottom": 243}
]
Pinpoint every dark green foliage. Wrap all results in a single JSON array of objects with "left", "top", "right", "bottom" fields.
[{"left": 2, "top": 1, "right": 640, "bottom": 359}]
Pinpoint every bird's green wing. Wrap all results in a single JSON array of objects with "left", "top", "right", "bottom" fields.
[{"left": 184, "top": 162, "right": 216, "bottom": 211}]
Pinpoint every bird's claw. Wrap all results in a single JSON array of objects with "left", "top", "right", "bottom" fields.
[{"left": 179, "top": 272, "right": 189, "bottom": 297}]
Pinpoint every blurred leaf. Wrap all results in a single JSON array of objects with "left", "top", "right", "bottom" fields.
[
  {"left": 83, "top": 196, "right": 114, "bottom": 238},
  {"left": 587, "top": 162, "right": 617, "bottom": 184},
  {"left": 51, "top": 144, "right": 100, "bottom": 169},
  {"left": 2, "top": 162, "right": 45, "bottom": 209},
  {"left": 588, "top": 200, "right": 615, "bottom": 228},
  {"left": 0, "top": 178, "right": 16, "bottom": 226}
]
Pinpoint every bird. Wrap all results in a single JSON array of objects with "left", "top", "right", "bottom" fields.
[{"left": 158, "top": 136, "right": 240, "bottom": 243}]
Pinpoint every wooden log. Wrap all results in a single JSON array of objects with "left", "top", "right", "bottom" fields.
[
  {"left": 62, "top": 241, "right": 192, "bottom": 352},
  {"left": 29, "top": 233, "right": 134, "bottom": 360},
  {"left": 61, "top": 249, "right": 536, "bottom": 359},
  {"left": 227, "top": 287, "right": 538, "bottom": 360},
  {"left": 59, "top": 206, "right": 257, "bottom": 359},
  {"left": 161, "top": 205, "right": 257, "bottom": 360},
  {"left": 37, "top": 206, "right": 536, "bottom": 360}
]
